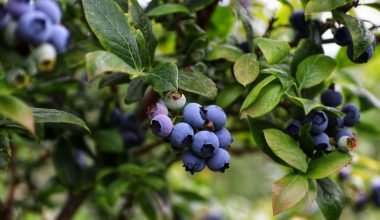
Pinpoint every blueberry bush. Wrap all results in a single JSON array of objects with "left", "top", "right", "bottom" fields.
[{"left": 1, "top": 0, "right": 380, "bottom": 219}]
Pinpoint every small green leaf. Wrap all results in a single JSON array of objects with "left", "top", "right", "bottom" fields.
[
  {"left": 317, "top": 178, "right": 345, "bottom": 220},
  {"left": 82, "top": 0, "right": 142, "bottom": 69},
  {"left": 233, "top": 53, "right": 259, "bottom": 86},
  {"left": 240, "top": 76, "right": 276, "bottom": 111},
  {"left": 143, "top": 61, "right": 178, "bottom": 92},
  {"left": 290, "top": 39, "right": 323, "bottom": 74},
  {"left": 32, "top": 108, "right": 90, "bottom": 133},
  {"left": 178, "top": 71, "right": 217, "bottom": 99},
  {"left": 125, "top": 77, "right": 147, "bottom": 104},
  {"left": 147, "top": 3, "right": 190, "bottom": 17},
  {"left": 264, "top": 129, "right": 308, "bottom": 172},
  {"left": 254, "top": 38, "right": 290, "bottom": 64},
  {"left": 184, "top": 0, "right": 214, "bottom": 12},
  {"left": 272, "top": 174, "right": 308, "bottom": 215},
  {"left": 299, "top": 123, "right": 314, "bottom": 157},
  {"left": 296, "top": 54, "right": 336, "bottom": 89},
  {"left": 287, "top": 95, "right": 344, "bottom": 118},
  {"left": 242, "top": 82, "right": 284, "bottom": 118},
  {"left": 133, "top": 29, "right": 151, "bottom": 68},
  {"left": 106, "top": 179, "right": 129, "bottom": 205},
  {"left": 339, "top": 13, "right": 375, "bottom": 59},
  {"left": 93, "top": 129, "right": 123, "bottom": 153},
  {"left": 307, "top": 152, "right": 352, "bottom": 179},
  {"left": 261, "top": 68, "right": 294, "bottom": 91},
  {"left": 86, "top": 50, "right": 143, "bottom": 81},
  {"left": 305, "top": 0, "right": 352, "bottom": 14},
  {"left": 0, "top": 95, "right": 34, "bottom": 134},
  {"left": 216, "top": 84, "right": 244, "bottom": 108},
  {"left": 207, "top": 45, "right": 244, "bottom": 62}
]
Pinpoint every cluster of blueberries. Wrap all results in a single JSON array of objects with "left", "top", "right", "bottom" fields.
[
  {"left": 111, "top": 109, "right": 145, "bottom": 148},
  {"left": 286, "top": 86, "right": 360, "bottom": 153},
  {"left": 339, "top": 167, "right": 380, "bottom": 211},
  {"left": 148, "top": 92, "right": 233, "bottom": 174},
  {"left": 289, "top": 10, "right": 377, "bottom": 63},
  {"left": 0, "top": 0, "right": 69, "bottom": 53}
]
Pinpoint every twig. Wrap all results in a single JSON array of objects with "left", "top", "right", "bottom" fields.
[
  {"left": 132, "top": 140, "right": 165, "bottom": 156},
  {"left": 55, "top": 188, "right": 93, "bottom": 220}
]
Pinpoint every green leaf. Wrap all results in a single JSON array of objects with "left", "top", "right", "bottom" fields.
[
  {"left": 86, "top": 51, "right": 143, "bottom": 81},
  {"left": 184, "top": 0, "right": 214, "bottom": 12},
  {"left": 178, "top": 71, "right": 217, "bottom": 99},
  {"left": 0, "top": 95, "right": 34, "bottom": 133},
  {"left": 305, "top": 0, "right": 352, "bottom": 14},
  {"left": 207, "top": 45, "right": 244, "bottom": 62},
  {"left": 287, "top": 95, "right": 344, "bottom": 118},
  {"left": 240, "top": 76, "right": 276, "bottom": 111},
  {"left": 133, "top": 29, "right": 151, "bottom": 68},
  {"left": 339, "top": 13, "right": 375, "bottom": 59},
  {"left": 261, "top": 68, "right": 294, "bottom": 91},
  {"left": 299, "top": 123, "right": 314, "bottom": 157},
  {"left": 143, "top": 61, "right": 178, "bottom": 92},
  {"left": 125, "top": 77, "right": 147, "bottom": 104},
  {"left": 233, "top": 53, "right": 259, "bottom": 86},
  {"left": 272, "top": 174, "right": 308, "bottom": 215},
  {"left": 106, "top": 179, "right": 129, "bottom": 205},
  {"left": 216, "top": 84, "right": 244, "bottom": 108},
  {"left": 254, "top": 38, "right": 290, "bottom": 64},
  {"left": 307, "top": 152, "right": 352, "bottom": 179},
  {"left": 82, "top": 0, "right": 142, "bottom": 69},
  {"left": 307, "top": 179, "right": 318, "bottom": 203},
  {"left": 93, "top": 129, "right": 123, "bottom": 153},
  {"left": 242, "top": 83, "right": 284, "bottom": 118},
  {"left": 32, "top": 108, "right": 90, "bottom": 133},
  {"left": 99, "top": 73, "right": 130, "bottom": 88},
  {"left": 118, "top": 164, "right": 147, "bottom": 176},
  {"left": 146, "top": 3, "right": 190, "bottom": 17},
  {"left": 290, "top": 39, "right": 323, "bottom": 74},
  {"left": 206, "top": 6, "right": 235, "bottom": 39},
  {"left": 296, "top": 54, "right": 336, "bottom": 89},
  {"left": 129, "top": 0, "right": 157, "bottom": 65},
  {"left": 317, "top": 178, "right": 345, "bottom": 220},
  {"left": 263, "top": 129, "right": 308, "bottom": 172}
]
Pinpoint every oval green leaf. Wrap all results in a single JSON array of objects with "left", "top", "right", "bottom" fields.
[
  {"left": 317, "top": 178, "right": 345, "bottom": 220},
  {"left": 207, "top": 45, "right": 244, "bottom": 62},
  {"left": 178, "top": 71, "right": 217, "bottom": 99},
  {"left": 305, "top": 0, "right": 353, "bottom": 14},
  {"left": 146, "top": 3, "right": 190, "bottom": 17},
  {"left": 143, "top": 61, "right": 179, "bottom": 92},
  {"left": 240, "top": 76, "right": 276, "bottom": 111},
  {"left": 306, "top": 151, "right": 352, "bottom": 179},
  {"left": 254, "top": 38, "right": 290, "bottom": 64},
  {"left": 0, "top": 95, "right": 34, "bottom": 134},
  {"left": 233, "top": 53, "right": 259, "bottom": 86}
]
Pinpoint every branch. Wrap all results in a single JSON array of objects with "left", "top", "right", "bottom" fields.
[{"left": 55, "top": 188, "right": 93, "bottom": 220}]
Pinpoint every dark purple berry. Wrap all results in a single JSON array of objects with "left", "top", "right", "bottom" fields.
[
  {"left": 312, "top": 132, "right": 331, "bottom": 151},
  {"left": 321, "top": 89, "right": 343, "bottom": 107},
  {"left": 214, "top": 128, "right": 233, "bottom": 149},
  {"left": 182, "top": 151, "right": 206, "bottom": 174},
  {"left": 48, "top": 25, "right": 69, "bottom": 53},
  {"left": 333, "top": 26, "right": 352, "bottom": 46},
  {"left": 204, "top": 105, "right": 227, "bottom": 131},
  {"left": 342, "top": 103, "right": 360, "bottom": 127},
  {"left": 150, "top": 114, "right": 173, "bottom": 138},
  {"left": 6, "top": 0, "right": 33, "bottom": 18},
  {"left": 147, "top": 102, "right": 168, "bottom": 119},
  {"left": 170, "top": 123, "right": 194, "bottom": 148},
  {"left": 327, "top": 116, "right": 344, "bottom": 130},
  {"left": 304, "top": 110, "right": 328, "bottom": 134},
  {"left": 289, "top": 10, "right": 308, "bottom": 30},
  {"left": 183, "top": 103, "right": 206, "bottom": 129},
  {"left": 206, "top": 148, "right": 230, "bottom": 172},
  {"left": 347, "top": 42, "right": 374, "bottom": 63},
  {"left": 354, "top": 192, "right": 367, "bottom": 211},
  {"left": 35, "top": 0, "right": 61, "bottom": 24},
  {"left": 286, "top": 120, "right": 302, "bottom": 138},
  {"left": 18, "top": 11, "right": 52, "bottom": 45},
  {"left": 192, "top": 131, "right": 219, "bottom": 158},
  {"left": 372, "top": 179, "right": 380, "bottom": 208}
]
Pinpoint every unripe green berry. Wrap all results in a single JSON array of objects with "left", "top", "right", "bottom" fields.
[
  {"left": 33, "top": 43, "right": 57, "bottom": 72},
  {"left": 6, "top": 68, "right": 30, "bottom": 89},
  {"left": 164, "top": 91, "right": 186, "bottom": 111}
]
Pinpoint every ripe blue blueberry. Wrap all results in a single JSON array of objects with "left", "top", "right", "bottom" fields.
[
  {"left": 150, "top": 114, "right": 173, "bottom": 138},
  {"left": 342, "top": 103, "right": 360, "bottom": 127},
  {"left": 333, "top": 26, "right": 352, "bottom": 46},
  {"left": 164, "top": 90, "right": 186, "bottom": 111},
  {"left": 183, "top": 103, "right": 206, "bottom": 129},
  {"left": 6, "top": 0, "right": 33, "bottom": 18},
  {"left": 35, "top": 0, "right": 61, "bottom": 24},
  {"left": 170, "top": 122, "right": 194, "bottom": 148},
  {"left": 347, "top": 42, "right": 374, "bottom": 63},
  {"left": 286, "top": 120, "right": 302, "bottom": 138},
  {"left": 214, "top": 128, "right": 233, "bottom": 149},
  {"left": 338, "top": 166, "right": 351, "bottom": 182},
  {"left": 335, "top": 128, "right": 353, "bottom": 141},
  {"left": 192, "top": 130, "right": 219, "bottom": 158},
  {"left": 206, "top": 148, "right": 230, "bottom": 172},
  {"left": 304, "top": 110, "right": 328, "bottom": 134},
  {"left": 321, "top": 89, "right": 343, "bottom": 107},
  {"left": 110, "top": 109, "right": 122, "bottom": 127},
  {"left": 312, "top": 132, "right": 331, "bottom": 151},
  {"left": 289, "top": 10, "right": 308, "bottom": 30},
  {"left": 327, "top": 116, "right": 344, "bottom": 130},
  {"left": 147, "top": 102, "right": 168, "bottom": 119},
  {"left": 354, "top": 192, "right": 367, "bottom": 211},
  {"left": 204, "top": 105, "right": 227, "bottom": 130},
  {"left": 0, "top": 5, "right": 11, "bottom": 29},
  {"left": 18, "top": 11, "right": 52, "bottom": 45},
  {"left": 182, "top": 151, "right": 206, "bottom": 174},
  {"left": 48, "top": 25, "right": 69, "bottom": 53}
]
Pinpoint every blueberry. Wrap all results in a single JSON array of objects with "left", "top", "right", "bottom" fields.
[
  {"left": 150, "top": 114, "right": 173, "bottom": 138},
  {"left": 286, "top": 120, "right": 302, "bottom": 138},
  {"left": 354, "top": 192, "right": 367, "bottom": 211},
  {"left": 18, "top": 11, "right": 52, "bottom": 45},
  {"left": 338, "top": 166, "right": 351, "bottom": 182},
  {"left": 192, "top": 131, "right": 219, "bottom": 158},
  {"left": 327, "top": 116, "right": 344, "bottom": 130},
  {"left": 48, "top": 25, "right": 69, "bottom": 53},
  {"left": 304, "top": 110, "right": 328, "bottom": 134},
  {"left": 35, "top": 0, "right": 61, "bottom": 24},
  {"left": 0, "top": 5, "right": 11, "bottom": 29},
  {"left": 342, "top": 104, "right": 360, "bottom": 127},
  {"left": 6, "top": 0, "right": 33, "bottom": 18},
  {"left": 6, "top": 67, "right": 30, "bottom": 89},
  {"left": 121, "top": 130, "right": 145, "bottom": 148},
  {"left": 312, "top": 132, "right": 331, "bottom": 151},
  {"left": 238, "top": 41, "right": 249, "bottom": 53},
  {"left": 33, "top": 43, "right": 57, "bottom": 72},
  {"left": 335, "top": 128, "right": 356, "bottom": 151},
  {"left": 204, "top": 105, "right": 227, "bottom": 130},
  {"left": 333, "top": 26, "right": 352, "bottom": 46},
  {"left": 182, "top": 151, "right": 206, "bottom": 174},
  {"left": 164, "top": 91, "right": 186, "bottom": 111},
  {"left": 110, "top": 109, "right": 123, "bottom": 127},
  {"left": 372, "top": 178, "right": 380, "bottom": 208},
  {"left": 335, "top": 127, "right": 353, "bottom": 141},
  {"left": 147, "top": 103, "right": 168, "bottom": 119},
  {"left": 289, "top": 10, "right": 308, "bottom": 30},
  {"left": 206, "top": 148, "right": 230, "bottom": 172},
  {"left": 321, "top": 89, "right": 343, "bottom": 107},
  {"left": 170, "top": 123, "right": 194, "bottom": 148},
  {"left": 347, "top": 42, "right": 374, "bottom": 63},
  {"left": 183, "top": 103, "right": 206, "bottom": 129},
  {"left": 120, "top": 113, "right": 140, "bottom": 131},
  {"left": 214, "top": 128, "right": 233, "bottom": 149}
]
